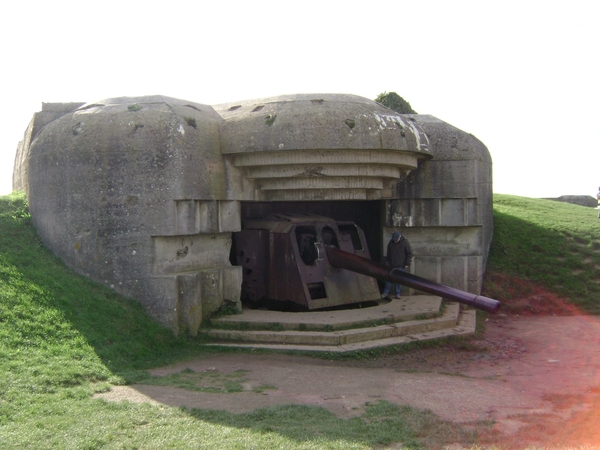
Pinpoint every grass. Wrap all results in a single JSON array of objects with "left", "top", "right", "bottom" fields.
[
  {"left": 1, "top": 191, "right": 597, "bottom": 448},
  {"left": 134, "top": 368, "right": 249, "bottom": 394},
  {"left": 484, "top": 194, "right": 600, "bottom": 314}
]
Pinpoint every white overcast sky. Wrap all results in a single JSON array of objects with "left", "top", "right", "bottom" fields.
[{"left": 1, "top": 0, "right": 598, "bottom": 198}]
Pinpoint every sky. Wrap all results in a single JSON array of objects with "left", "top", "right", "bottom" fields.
[{"left": 1, "top": 0, "right": 598, "bottom": 199}]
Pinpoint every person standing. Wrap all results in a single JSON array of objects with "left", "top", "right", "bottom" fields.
[
  {"left": 381, "top": 231, "right": 412, "bottom": 299},
  {"left": 597, "top": 187, "right": 600, "bottom": 218}
]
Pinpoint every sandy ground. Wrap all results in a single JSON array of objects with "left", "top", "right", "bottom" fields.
[{"left": 96, "top": 314, "right": 600, "bottom": 448}]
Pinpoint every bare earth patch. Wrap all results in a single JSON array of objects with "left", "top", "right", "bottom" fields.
[{"left": 96, "top": 283, "right": 600, "bottom": 448}]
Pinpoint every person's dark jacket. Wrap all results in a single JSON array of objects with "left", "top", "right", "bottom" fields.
[{"left": 386, "top": 237, "right": 412, "bottom": 268}]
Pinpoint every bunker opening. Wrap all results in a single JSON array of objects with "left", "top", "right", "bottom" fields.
[
  {"left": 230, "top": 200, "right": 501, "bottom": 315},
  {"left": 239, "top": 200, "right": 383, "bottom": 258}
]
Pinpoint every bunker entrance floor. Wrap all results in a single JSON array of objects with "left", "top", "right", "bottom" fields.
[{"left": 203, "top": 296, "right": 476, "bottom": 352}]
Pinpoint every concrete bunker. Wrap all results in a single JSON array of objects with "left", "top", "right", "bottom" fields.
[{"left": 13, "top": 94, "right": 493, "bottom": 336}]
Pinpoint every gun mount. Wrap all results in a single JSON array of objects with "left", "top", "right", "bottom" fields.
[{"left": 233, "top": 213, "right": 500, "bottom": 313}]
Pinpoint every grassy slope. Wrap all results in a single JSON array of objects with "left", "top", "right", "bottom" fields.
[
  {"left": 484, "top": 194, "right": 600, "bottom": 314},
  {"left": 1, "top": 191, "right": 597, "bottom": 448}
]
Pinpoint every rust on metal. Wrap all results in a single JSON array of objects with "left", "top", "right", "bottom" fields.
[{"left": 234, "top": 214, "right": 380, "bottom": 309}]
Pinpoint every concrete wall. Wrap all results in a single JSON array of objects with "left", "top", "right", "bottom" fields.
[
  {"left": 20, "top": 96, "right": 242, "bottom": 335},
  {"left": 13, "top": 94, "right": 493, "bottom": 334},
  {"left": 13, "top": 102, "right": 85, "bottom": 194},
  {"left": 384, "top": 115, "right": 493, "bottom": 293}
]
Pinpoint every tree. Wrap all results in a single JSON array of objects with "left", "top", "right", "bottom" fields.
[{"left": 375, "top": 92, "right": 417, "bottom": 114}]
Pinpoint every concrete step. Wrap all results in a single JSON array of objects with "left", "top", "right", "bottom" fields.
[
  {"left": 202, "top": 296, "right": 477, "bottom": 352},
  {"left": 209, "top": 295, "right": 443, "bottom": 331}
]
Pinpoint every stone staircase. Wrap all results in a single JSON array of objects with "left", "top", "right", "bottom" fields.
[{"left": 203, "top": 295, "right": 476, "bottom": 352}]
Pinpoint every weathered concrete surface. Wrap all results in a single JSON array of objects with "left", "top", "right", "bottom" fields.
[
  {"left": 13, "top": 102, "right": 85, "bottom": 194},
  {"left": 13, "top": 94, "right": 493, "bottom": 335},
  {"left": 386, "top": 115, "right": 493, "bottom": 293},
  {"left": 216, "top": 94, "right": 432, "bottom": 201},
  {"left": 18, "top": 96, "right": 241, "bottom": 335}
]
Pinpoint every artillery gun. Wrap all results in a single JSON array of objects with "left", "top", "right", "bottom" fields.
[{"left": 233, "top": 213, "right": 500, "bottom": 314}]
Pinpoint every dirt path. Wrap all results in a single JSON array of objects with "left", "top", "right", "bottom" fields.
[{"left": 97, "top": 314, "right": 600, "bottom": 448}]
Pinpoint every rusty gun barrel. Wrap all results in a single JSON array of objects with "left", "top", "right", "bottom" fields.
[{"left": 325, "top": 245, "right": 501, "bottom": 314}]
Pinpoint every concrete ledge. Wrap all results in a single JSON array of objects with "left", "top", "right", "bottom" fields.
[
  {"left": 206, "top": 309, "right": 476, "bottom": 353},
  {"left": 210, "top": 295, "right": 442, "bottom": 331},
  {"left": 204, "top": 299, "right": 475, "bottom": 351}
]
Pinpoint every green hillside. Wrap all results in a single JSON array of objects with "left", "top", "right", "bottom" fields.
[
  {"left": 483, "top": 194, "right": 600, "bottom": 314},
  {"left": 1, "top": 191, "right": 598, "bottom": 448}
]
